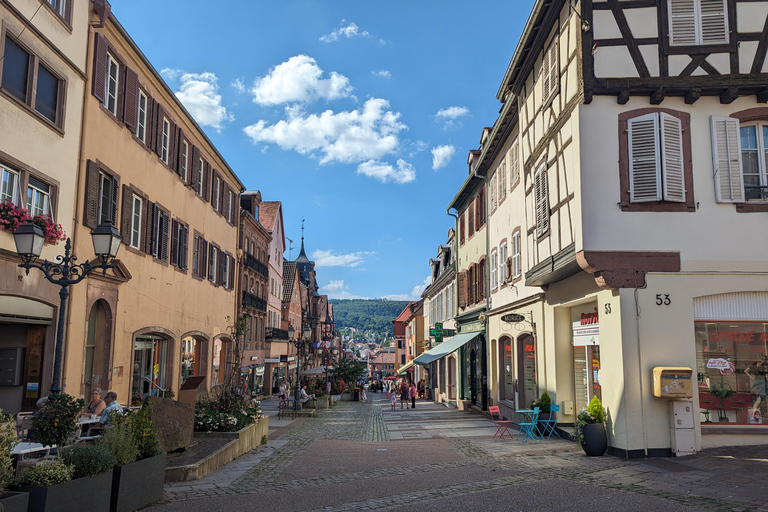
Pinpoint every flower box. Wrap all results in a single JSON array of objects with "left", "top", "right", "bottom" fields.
[
  {"left": 110, "top": 453, "right": 166, "bottom": 512},
  {"left": 20, "top": 469, "right": 113, "bottom": 512},
  {"left": 0, "top": 491, "right": 29, "bottom": 512}
]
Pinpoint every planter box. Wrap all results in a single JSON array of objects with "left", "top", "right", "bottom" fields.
[
  {"left": 315, "top": 396, "right": 329, "bottom": 409},
  {"left": 340, "top": 393, "right": 354, "bottom": 401},
  {"left": 0, "top": 491, "right": 29, "bottom": 512},
  {"left": 110, "top": 453, "right": 166, "bottom": 512},
  {"left": 21, "top": 469, "right": 112, "bottom": 512}
]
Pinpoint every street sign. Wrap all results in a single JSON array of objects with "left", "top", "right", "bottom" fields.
[{"left": 501, "top": 313, "right": 526, "bottom": 323}]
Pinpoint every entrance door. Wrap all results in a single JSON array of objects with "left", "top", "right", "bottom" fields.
[
  {"left": 132, "top": 336, "right": 167, "bottom": 400},
  {"left": 84, "top": 301, "right": 110, "bottom": 398},
  {"left": 22, "top": 326, "right": 45, "bottom": 412},
  {"left": 574, "top": 345, "right": 601, "bottom": 411},
  {"left": 517, "top": 334, "right": 537, "bottom": 409},
  {"left": 447, "top": 356, "right": 456, "bottom": 400},
  {"left": 470, "top": 349, "right": 477, "bottom": 404}
]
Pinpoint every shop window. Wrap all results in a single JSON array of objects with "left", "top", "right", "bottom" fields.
[
  {"left": 181, "top": 336, "right": 203, "bottom": 386},
  {"left": 132, "top": 335, "right": 167, "bottom": 400},
  {"left": 499, "top": 337, "right": 514, "bottom": 402},
  {"left": 695, "top": 322, "right": 768, "bottom": 425}
]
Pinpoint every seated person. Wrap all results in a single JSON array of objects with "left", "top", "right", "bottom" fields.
[
  {"left": 90, "top": 391, "right": 124, "bottom": 433},
  {"left": 300, "top": 385, "right": 315, "bottom": 403},
  {"left": 80, "top": 388, "right": 106, "bottom": 417}
]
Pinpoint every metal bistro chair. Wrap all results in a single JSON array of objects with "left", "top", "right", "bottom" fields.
[
  {"left": 488, "top": 406, "right": 513, "bottom": 439},
  {"left": 540, "top": 404, "right": 561, "bottom": 439},
  {"left": 517, "top": 406, "right": 540, "bottom": 443}
]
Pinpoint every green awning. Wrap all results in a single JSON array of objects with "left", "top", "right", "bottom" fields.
[
  {"left": 414, "top": 331, "right": 480, "bottom": 366},
  {"left": 397, "top": 361, "right": 415, "bottom": 375}
]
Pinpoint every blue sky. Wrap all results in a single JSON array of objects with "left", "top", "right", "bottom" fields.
[{"left": 115, "top": 0, "right": 534, "bottom": 300}]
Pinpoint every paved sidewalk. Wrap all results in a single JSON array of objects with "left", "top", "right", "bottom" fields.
[{"left": 147, "top": 394, "right": 768, "bottom": 512}]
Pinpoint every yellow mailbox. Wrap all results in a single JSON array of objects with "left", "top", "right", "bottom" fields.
[{"left": 651, "top": 367, "right": 693, "bottom": 398}]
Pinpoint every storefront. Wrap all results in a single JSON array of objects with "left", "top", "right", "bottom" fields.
[
  {"left": 460, "top": 334, "right": 486, "bottom": 408},
  {"left": 572, "top": 304, "right": 601, "bottom": 412},
  {"left": 239, "top": 364, "right": 265, "bottom": 397}
]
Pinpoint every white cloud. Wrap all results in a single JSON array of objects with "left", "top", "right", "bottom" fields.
[
  {"left": 320, "top": 20, "right": 370, "bottom": 43},
  {"left": 431, "top": 145, "right": 456, "bottom": 170},
  {"left": 231, "top": 78, "right": 245, "bottom": 94},
  {"left": 381, "top": 276, "right": 431, "bottom": 300},
  {"left": 311, "top": 250, "right": 374, "bottom": 268},
  {"left": 250, "top": 55, "right": 352, "bottom": 106},
  {"left": 356, "top": 159, "right": 415, "bottom": 184},
  {"left": 323, "top": 280, "right": 347, "bottom": 292},
  {"left": 371, "top": 69, "right": 391, "bottom": 79},
  {"left": 320, "top": 280, "right": 368, "bottom": 299},
  {"left": 435, "top": 106, "right": 470, "bottom": 131},
  {"left": 243, "top": 98, "right": 407, "bottom": 165},
  {"left": 163, "top": 69, "right": 233, "bottom": 131}
]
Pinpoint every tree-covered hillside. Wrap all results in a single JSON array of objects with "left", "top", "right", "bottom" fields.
[{"left": 330, "top": 299, "right": 410, "bottom": 336}]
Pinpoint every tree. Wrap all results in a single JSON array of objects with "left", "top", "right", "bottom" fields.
[{"left": 330, "top": 359, "right": 366, "bottom": 391}]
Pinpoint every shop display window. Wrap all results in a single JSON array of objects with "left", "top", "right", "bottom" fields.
[{"left": 695, "top": 322, "right": 768, "bottom": 425}]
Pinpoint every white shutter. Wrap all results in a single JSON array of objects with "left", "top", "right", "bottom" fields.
[
  {"left": 534, "top": 164, "right": 549, "bottom": 237},
  {"left": 660, "top": 113, "right": 685, "bottom": 202},
  {"left": 710, "top": 115, "right": 745, "bottom": 203},
  {"left": 669, "top": 0, "right": 697, "bottom": 46},
  {"left": 510, "top": 139, "right": 519, "bottom": 185},
  {"left": 699, "top": 0, "right": 728, "bottom": 45},
  {"left": 628, "top": 113, "right": 662, "bottom": 202},
  {"left": 499, "top": 161, "right": 506, "bottom": 200},
  {"left": 512, "top": 232, "right": 521, "bottom": 278},
  {"left": 490, "top": 174, "right": 496, "bottom": 211}
]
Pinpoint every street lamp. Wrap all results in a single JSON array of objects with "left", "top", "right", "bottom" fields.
[
  {"left": 14, "top": 220, "right": 122, "bottom": 394},
  {"left": 287, "top": 325, "right": 311, "bottom": 410}
]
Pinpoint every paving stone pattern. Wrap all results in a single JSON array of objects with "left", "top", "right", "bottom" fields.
[{"left": 152, "top": 395, "right": 768, "bottom": 511}]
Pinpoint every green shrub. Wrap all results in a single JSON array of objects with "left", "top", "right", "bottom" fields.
[
  {"left": 0, "top": 410, "right": 17, "bottom": 492},
  {"left": 194, "top": 395, "right": 261, "bottom": 433},
  {"left": 128, "top": 404, "right": 162, "bottom": 460},
  {"left": 98, "top": 422, "right": 139, "bottom": 465},
  {"left": 15, "top": 459, "right": 74, "bottom": 487},
  {"left": 587, "top": 395, "right": 605, "bottom": 423},
  {"left": 31, "top": 393, "right": 84, "bottom": 449},
  {"left": 573, "top": 396, "right": 606, "bottom": 448},
  {"left": 533, "top": 391, "right": 552, "bottom": 413},
  {"left": 63, "top": 444, "right": 116, "bottom": 479}
]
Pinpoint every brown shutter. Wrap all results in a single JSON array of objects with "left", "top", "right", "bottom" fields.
[
  {"left": 109, "top": 174, "right": 119, "bottom": 224},
  {"left": 149, "top": 203, "right": 159, "bottom": 256},
  {"left": 458, "top": 271, "right": 466, "bottom": 308},
  {"left": 180, "top": 225, "right": 188, "bottom": 270},
  {"left": 229, "top": 253, "right": 235, "bottom": 290},
  {"left": 175, "top": 128, "right": 185, "bottom": 174},
  {"left": 122, "top": 67, "right": 138, "bottom": 131},
  {"left": 84, "top": 160, "right": 100, "bottom": 229},
  {"left": 203, "top": 162, "right": 211, "bottom": 202},
  {"left": 93, "top": 33, "right": 107, "bottom": 102},
  {"left": 146, "top": 97, "right": 156, "bottom": 151},
  {"left": 171, "top": 219, "right": 179, "bottom": 266},
  {"left": 154, "top": 105, "right": 165, "bottom": 157},
  {"left": 223, "top": 182, "right": 230, "bottom": 218},
  {"left": 160, "top": 212, "right": 170, "bottom": 261},
  {"left": 232, "top": 192, "right": 239, "bottom": 227},
  {"left": 479, "top": 260, "right": 485, "bottom": 300},
  {"left": 120, "top": 185, "right": 132, "bottom": 243},
  {"left": 200, "top": 240, "right": 208, "bottom": 279},
  {"left": 190, "top": 146, "right": 200, "bottom": 190},
  {"left": 218, "top": 248, "right": 226, "bottom": 285},
  {"left": 168, "top": 122, "right": 178, "bottom": 170},
  {"left": 140, "top": 197, "right": 148, "bottom": 251}
]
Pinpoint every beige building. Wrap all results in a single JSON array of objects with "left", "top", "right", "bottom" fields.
[
  {"left": 65, "top": 7, "right": 243, "bottom": 404},
  {"left": 0, "top": 0, "right": 90, "bottom": 412}
]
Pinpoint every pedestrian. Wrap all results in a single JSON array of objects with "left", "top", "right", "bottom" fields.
[
  {"left": 390, "top": 390, "right": 397, "bottom": 411},
  {"left": 417, "top": 379, "right": 425, "bottom": 399},
  {"left": 409, "top": 381, "right": 417, "bottom": 409},
  {"left": 361, "top": 387, "right": 367, "bottom": 402},
  {"left": 400, "top": 381, "right": 409, "bottom": 409}
]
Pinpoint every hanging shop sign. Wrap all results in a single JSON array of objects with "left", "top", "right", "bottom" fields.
[{"left": 501, "top": 313, "right": 526, "bottom": 323}]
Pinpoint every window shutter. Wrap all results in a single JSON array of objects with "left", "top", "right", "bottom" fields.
[
  {"left": 92, "top": 33, "right": 107, "bottom": 102},
  {"left": 468, "top": 203, "right": 474, "bottom": 235},
  {"left": 700, "top": 0, "right": 728, "bottom": 45},
  {"left": 168, "top": 122, "right": 177, "bottom": 170},
  {"left": 219, "top": 249, "right": 226, "bottom": 285},
  {"left": 84, "top": 160, "right": 100, "bottom": 229},
  {"left": 201, "top": 239, "right": 208, "bottom": 279},
  {"left": 628, "top": 113, "right": 662, "bottom": 202},
  {"left": 140, "top": 197, "right": 148, "bottom": 252},
  {"left": 120, "top": 185, "right": 132, "bottom": 243},
  {"left": 180, "top": 225, "right": 188, "bottom": 270},
  {"left": 534, "top": 164, "right": 550, "bottom": 237},
  {"left": 154, "top": 105, "right": 165, "bottom": 157},
  {"left": 109, "top": 174, "right": 119, "bottom": 224},
  {"left": 175, "top": 128, "right": 185, "bottom": 175},
  {"left": 660, "top": 113, "right": 686, "bottom": 203},
  {"left": 203, "top": 162, "right": 211, "bottom": 202},
  {"left": 669, "top": 0, "right": 697, "bottom": 45},
  {"left": 160, "top": 212, "right": 170, "bottom": 261},
  {"left": 458, "top": 271, "right": 466, "bottom": 308},
  {"left": 171, "top": 219, "right": 179, "bottom": 266},
  {"left": 146, "top": 97, "right": 157, "bottom": 152},
  {"left": 478, "top": 261, "right": 485, "bottom": 300},
  {"left": 232, "top": 194, "right": 239, "bottom": 227},
  {"left": 123, "top": 67, "right": 138, "bottom": 132},
  {"left": 191, "top": 146, "right": 200, "bottom": 189},
  {"left": 710, "top": 115, "right": 745, "bottom": 202},
  {"left": 150, "top": 203, "right": 159, "bottom": 256},
  {"left": 229, "top": 254, "right": 235, "bottom": 289}
]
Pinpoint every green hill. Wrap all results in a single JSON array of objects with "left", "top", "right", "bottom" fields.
[{"left": 329, "top": 299, "right": 410, "bottom": 337}]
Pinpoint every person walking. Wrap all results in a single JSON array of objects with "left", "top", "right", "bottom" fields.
[
  {"left": 409, "top": 381, "right": 417, "bottom": 409},
  {"left": 390, "top": 390, "right": 397, "bottom": 411},
  {"left": 399, "top": 381, "right": 409, "bottom": 410}
]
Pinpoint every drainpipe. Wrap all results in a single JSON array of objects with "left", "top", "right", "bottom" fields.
[{"left": 634, "top": 285, "right": 649, "bottom": 458}]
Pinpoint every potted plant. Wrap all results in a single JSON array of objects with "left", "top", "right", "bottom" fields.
[
  {"left": 710, "top": 382, "right": 734, "bottom": 422},
  {"left": 30, "top": 393, "right": 84, "bottom": 450},
  {"left": 0, "top": 409, "right": 28, "bottom": 512},
  {"left": 532, "top": 391, "right": 552, "bottom": 436},
  {"left": 573, "top": 395, "right": 607, "bottom": 456},
  {"left": 102, "top": 403, "right": 165, "bottom": 512}
]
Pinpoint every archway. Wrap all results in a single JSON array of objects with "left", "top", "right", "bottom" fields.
[
  {"left": 131, "top": 328, "right": 174, "bottom": 401},
  {"left": 180, "top": 331, "right": 209, "bottom": 388},
  {"left": 211, "top": 334, "right": 232, "bottom": 388},
  {"left": 83, "top": 299, "right": 112, "bottom": 399},
  {"left": 498, "top": 335, "right": 513, "bottom": 403},
  {"left": 516, "top": 333, "right": 536, "bottom": 410}
]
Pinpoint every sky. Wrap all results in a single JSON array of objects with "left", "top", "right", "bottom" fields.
[{"left": 114, "top": 0, "right": 535, "bottom": 300}]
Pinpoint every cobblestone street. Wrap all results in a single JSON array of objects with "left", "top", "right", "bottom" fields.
[{"left": 147, "top": 395, "right": 768, "bottom": 512}]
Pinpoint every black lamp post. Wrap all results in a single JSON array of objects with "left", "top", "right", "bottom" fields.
[
  {"left": 14, "top": 221, "right": 122, "bottom": 394},
  {"left": 287, "top": 325, "right": 312, "bottom": 410}
]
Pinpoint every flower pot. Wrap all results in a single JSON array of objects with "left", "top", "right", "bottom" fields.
[
  {"left": 581, "top": 423, "right": 608, "bottom": 456},
  {"left": 340, "top": 392, "right": 354, "bottom": 401},
  {"left": 21, "top": 468, "right": 113, "bottom": 512},
  {"left": 110, "top": 453, "right": 166, "bottom": 512},
  {"left": 0, "top": 491, "right": 29, "bottom": 512}
]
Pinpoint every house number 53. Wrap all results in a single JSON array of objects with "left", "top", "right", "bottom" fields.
[{"left": 655, "top": 294, "right": 671, "bottom": 306}]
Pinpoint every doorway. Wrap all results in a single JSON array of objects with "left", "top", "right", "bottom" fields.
[
  {"left": 132, "top": 335, "right": 167, "bottom": 400},
  {"left": 516, "top": 334, "right": 537, "bottom": 409},
  {"left": 470, "top": 349, "right": 477, "bottom": 404},
  {"left": 84, "top": 300, "right": 111, "bottom": 398}
]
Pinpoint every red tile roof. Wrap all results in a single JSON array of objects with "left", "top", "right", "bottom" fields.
[{"left": 259, "top": 201, "right": 281, "bottom": 233}]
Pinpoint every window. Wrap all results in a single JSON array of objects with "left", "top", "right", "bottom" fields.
[
  {"left": 227, "top": 190, "right": 233, "bottom": 222},
  {"left": 459, "top": 213, "right": 465, "bottom": 245},
  {"left": 180, "top": 141, "right": 189, "bottom": 182},
  {"left": 475, "top": 186, "right": 485, "bottom": 227},
  {"left": 161, "top": 118, "right": 170, "bottom": 164},
  {"left": 534, "top": 164, "right": 549, "bottom": 238},
  {"left": 98, "top": 171, "right": 115, "bottom": 223},
  {"left": 512, "top": 231, "right": 521, "bottom": 279},
  {"left": 193, "top": 235, "right": 200, "bottom": 276},
  {"left": 499, "top": 160, "right": 507, "bottom": 202},
  {"left": 490, "top": 250, "right": 498, "bottom": 291},
  {"left": 104, "top": 53, "right": 119, "bottom": 116},
  {"left": 628, "top": 113, "right": 685, "bottom": 203},
  {"left": 223, "top": 254, "right": 230, "bottom": 288},
  {"left": 509, "top": 139, "right": 519, "bottom": 189},
  {"left": 130, "top": 194, "right": 142, "bottom": 249},
  {"left": 47, "top": 0, "right": 67, "bottom": 18},
  {"left": 26, "top": 176, "right": 51, "bottom": 217},
  {"left": 490, "top": 173, "right": 497, "bottom": 212},
  {"left": 499, "top": 241, "right": 508, "bottom": 284},
  {"left": 711, "top": 116, "right": 768, "bottom": 203},
  {"left": 1, "top": 166, "right": 20, "bottom": 204},
  {"left": 468, "top": 203, "right": 475, "bottom": 237},
  {"left": 541, "top": 39, "right": 559, "bottom": 104},
  {"left": 208, "top": 244, "right": 217, "bottom": 283},
  {"left": 137, "top": 91, "right": 147, "bottom": 143},
  {"left": 196, "top": 159, "right": 204, "bottom": 196},
  {"left": 2, "top": 36, "right": 63, "bottom": 126},
  {"left": 668, "top": 0, "right": 728, "bottom": 46},
  {"left": 213, "top": 176, "right": 220, "bottom": 211}
]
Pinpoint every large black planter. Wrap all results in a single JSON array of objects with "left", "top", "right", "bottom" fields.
[
  {"left": 110, "top": 453, "right": 167, "bottom": 512},
  {"left": 0, "top": 491, "right": 29, "bottom": 512},
  {"left": 581, "top": 423, "right": 608, "bottom": 456},
  {"left": 20, "top": 468, "right": 113, "bottom": 512},
  {"left": 536, "top": 411, "right": 551, "bottom": 436}
]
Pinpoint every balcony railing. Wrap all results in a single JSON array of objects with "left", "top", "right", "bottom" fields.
[
  {"left": 266, "top": 327, "right": 289, "bottom": 342},
  {"left": 242, "top": 291, "right": 267, "bottom": 312},
  {"left": 244, "top": 252, "right": 269, "bottom": 279}
]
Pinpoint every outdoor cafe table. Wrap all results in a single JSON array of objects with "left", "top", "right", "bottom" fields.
[{"left": 515, "top": 408, "right": 540, "bottom": 441}]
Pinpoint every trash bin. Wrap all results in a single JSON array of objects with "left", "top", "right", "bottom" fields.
[{"left": 354, "top": 388, "right": 361, "bottom": 401}]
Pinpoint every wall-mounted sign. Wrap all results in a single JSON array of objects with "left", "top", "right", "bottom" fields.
[
  {"left": 572, "top": 324, "right": 599, "bottom": 346},
  {"left": 501, "top": 313, "right": 526, "bottom": 323},
  {"left": 706, "top": 358, "right": 735, "bottom": 375}
]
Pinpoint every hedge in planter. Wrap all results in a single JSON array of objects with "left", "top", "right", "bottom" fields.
[
  {"left": 0, "top": 408, "right": 28, "bottom": 512},
  {"left": 15, "top": 458, "right": 113, "bottom": 512}
]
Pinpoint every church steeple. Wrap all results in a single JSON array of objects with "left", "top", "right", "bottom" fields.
[{"left": 296, "top": 218, "right": 310, "bottom": 264}]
